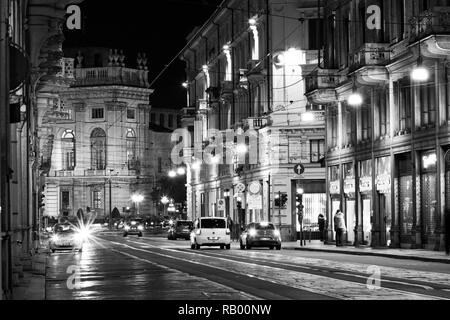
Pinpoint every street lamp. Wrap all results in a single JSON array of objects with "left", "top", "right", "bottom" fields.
[
  {"left": 411, "top": 57, "right": 429, "bottom": 82},
  {"left": 348, "top": 91, "right": 363, "bottom": 106},
  {"left": 177, "top": 167, "right": 186, "bottom": 175},
  {"left": 161, "top": 196, "right": 170, "bottom": 217}
]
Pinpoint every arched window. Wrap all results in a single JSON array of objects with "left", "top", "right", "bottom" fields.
[
  {"left": 62, "top": 130, "right": 75, "bottom": 171},
  {"left": 126, "top": 129, "right": 137, "bottom": 170},
  {"left": 91, "top": 128, "right": 106, "bottom": 170}
]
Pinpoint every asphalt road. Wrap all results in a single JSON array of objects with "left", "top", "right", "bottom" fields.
[{"left": 45, "top": 232, "right": 450, "bottom": 300}]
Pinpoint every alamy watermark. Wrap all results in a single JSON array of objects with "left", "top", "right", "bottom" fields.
[
  {"left": 66, "top": 265, "right": 81, "bottom": 290},
  {"left": 366, "top": 265, "right": 382, "bottom": 290}
]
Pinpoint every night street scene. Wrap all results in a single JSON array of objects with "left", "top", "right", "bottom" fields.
[{"left": 2, "top": 0, "right": 450, "bottom": 313}]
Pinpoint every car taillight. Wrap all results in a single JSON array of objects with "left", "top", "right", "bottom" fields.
[{"left": 226, "top": 228, "right": 230, "bottom": 235}]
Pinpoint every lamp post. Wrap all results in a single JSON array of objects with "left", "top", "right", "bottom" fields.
[{"left": 161, "top": 196, "right": 170, "bottom": 217}]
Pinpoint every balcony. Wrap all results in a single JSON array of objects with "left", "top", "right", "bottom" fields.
[
  {"left": 73, "top": 67, "right": 150, "bottom": 88},
  {"left": 243, "top": 116, "right": 271, "bottom": 130},
  {"left": 409, "top": 8, "right": 450, "bottom": 57},
  {"left": 305, "top": 68, "right": 340, "bottom": 104},
  {"left": 349, "top": 43, "right": 390, "bottom": 84},
  {"left": 349, "top": 43, "right": 390, "bottom": 71},
  {"left": 57, "top": 58, "right": 75, "bottom": 79}
]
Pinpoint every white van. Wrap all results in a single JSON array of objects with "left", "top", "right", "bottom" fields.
[{"left": 190, "top": 217, "right": 231, "bottom": 250}]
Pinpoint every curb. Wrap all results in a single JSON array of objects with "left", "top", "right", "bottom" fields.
[{"left": 286, "top": 246, "right": 450, "bottom": 264}]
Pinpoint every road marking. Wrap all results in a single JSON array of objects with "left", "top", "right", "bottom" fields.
[
  {"left": 179, "top": 249, "right": 438, "bottom": 292},
  {"left": 108, "top": 245, "right": 258, "bottom": 300},
  {"left": 106, "top": 239, "right": 446, "bottom": 300}
]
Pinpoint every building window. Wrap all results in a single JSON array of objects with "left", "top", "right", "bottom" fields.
[
  {"left": 168, "top": 114, "right": 174, "bottom": 128},
  {"left": 308, "top": 18, "right": 324, "bottom": 50},
  {"left": 158, "top": 157, "right": 162, "bottom": 173},
  {"left": 127, "top": 108, "right": 135, "bottom": 120},
  {"left": 126, "top": 129, "right": 137, "bottom": 170},
  {"left": 93, "top": 189, "right": 103, "bottom": 209},
  {"left": 160, "top": 114, "right": 165, "bottom": 127},
  {"left": 361, "top": 107, "right": 372, "bottom": 142},
  {"left": 396, "top": 78, "right": 412, "bottom": 132},
  {"left": 62, "top": 130, "right": 75, "bottom": 171},
  {"left": 310, "top": 140, "right": 325, "bottom": 163},
  {"left": 92, "top": 108, "right": 104, "bottom": 119},
  {"left": 91, "top": 128, "right": 106, "bottom": 170},
  {"left": 330, "top": 108, "right": 338, "bottom": 148},
  {"left": 345, "top": 104, "right": 354, "bottom": 146},
  {"left": 376, "top": 87, "right": 389, "bottom": 138},
  {"left": 61, "top": 190, "right": 70, "bottom": 212},
  {"left": 419, "top": 74, "right": 436, "bottom": 127}
]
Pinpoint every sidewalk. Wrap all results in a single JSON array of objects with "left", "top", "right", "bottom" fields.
[
  {"left": 281, "top": 240, "right": 450, "bottom": 264},
  {"left": 12, "top": 248, "right": 47, "bottom": 300}
]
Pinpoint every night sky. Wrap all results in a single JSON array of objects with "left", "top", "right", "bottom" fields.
[{"left": 64, "top": 0, "right": 223, "bottom": 109}]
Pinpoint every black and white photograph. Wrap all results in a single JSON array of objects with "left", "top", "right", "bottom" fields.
[{"left": 1, "top": 0, "right": 450, "bottom": 314}]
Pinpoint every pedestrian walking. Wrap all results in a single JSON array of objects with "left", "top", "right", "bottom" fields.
[
  {"left": 445, "top": 208, "right": 450, "bottom": 255},
  {"left": 318, "top": 213, "right": 326, "bottom": 242},
  {"left": 227, "top": 216, "right": 234, "bottom": 240},
  {"left": 334, "top": 210, "right": 346, "bottom": 247}
]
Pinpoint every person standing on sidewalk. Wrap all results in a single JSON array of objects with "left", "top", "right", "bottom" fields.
[
  {"left": 318, "top": 214, "right": 326, "bottom": 242},
  {"left": 334, "top": 210, "right": 346, "bottom": 247}
]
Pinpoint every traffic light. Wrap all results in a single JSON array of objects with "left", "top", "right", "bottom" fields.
[
  {"left": 281, "top": 194, "right": 288, "bottom": 208},
  {"left": 296, "top": 192, "right": 304, "bottom": 223},
  {"left": 236, "top": 198, "right": 242, "bottom": 210},
  {"left": 275, "top": 193, "right": 288, "bottom": 208},
  {"left": 38, "top": 187, "right": 46, "bottom": 209}
]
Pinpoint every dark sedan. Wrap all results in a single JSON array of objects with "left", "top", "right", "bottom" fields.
[
  {"left": 240, "top": 222, "right": 281, "bottom": 250},
  {"left": 168, "top": 220, "right": 193, "bottom": 240}
]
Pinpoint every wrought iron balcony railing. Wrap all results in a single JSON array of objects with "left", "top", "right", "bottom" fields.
[
  {"left": 305, "top": 68, "right": 340, "bottom": 94},
  {"left": 410, "top": 9, "right": 450, "bottom": 42},
  {"left": 349, "top": 43, "right": 391, "bottom": 72}
]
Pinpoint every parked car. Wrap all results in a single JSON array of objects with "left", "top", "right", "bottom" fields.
[
  {"left": 240, "top": 222, "right": 281, "bottom": 250},
  {"left": 190, "top": 217, "right": 231, "bottom": 250},
  {"left": 123, "top": 218, "right": 144, "bottom": 237},
  {"left": 49, "top": 223, "right": 85, "bottom": 253},
  {"left": 168, "top": 220, "right": 193, "bottom": 240}
]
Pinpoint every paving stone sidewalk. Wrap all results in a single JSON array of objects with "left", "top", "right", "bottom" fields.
[{"left": 282, "top": 240, "right": 450, "bottom": 264}]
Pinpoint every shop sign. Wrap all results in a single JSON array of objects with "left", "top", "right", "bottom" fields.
[
  {"left": 344, "top": 179, "right": 355, "bottom": 194},
  {"left": 329, "top": 181, "right": 340, "bottom": 195},
  {"left": 247, "top": 194, "right": 262, "bottom": 210},
  {"left": 376, "top": 174, "right": 391, "bottom": 193},
  {"left": 359, "top": 177, "right": 372, "bottom": 193}
]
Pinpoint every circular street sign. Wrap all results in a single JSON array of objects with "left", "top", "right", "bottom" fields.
[
  {"left": 294, "top": 164, "right": 305, "bottom": 175},
  {"left": 235, "top": 183, "right": 246, "bottom": 193},
  {"left": 249, "top": 181, "right": 261, "bottom": 195}
]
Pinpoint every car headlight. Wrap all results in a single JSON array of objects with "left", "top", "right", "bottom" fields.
[
  {"left": 51, "top": 235, "right": 59, "bottom": 242},
  {"left": 248, "top": 229, "right": 257, "bottom": 237},
  {"left": 274, "top": 230, "right": 281, "bottom": 238},
  {"left": 138, "top": 225, "right": 144, "bottom": 231},
  {"left": 125, "top": 226, "right": 130, "bottom": 231},
  {"left": 195, "top": 229, "right": 201, "bottom": 235}
]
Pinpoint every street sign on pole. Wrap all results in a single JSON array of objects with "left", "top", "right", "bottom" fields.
[
  {"left": 294, "top": 164, "right": 305, "bottom": 175},
  {"left": 217, "top": 199, "right": 226, "bottom": 211}
]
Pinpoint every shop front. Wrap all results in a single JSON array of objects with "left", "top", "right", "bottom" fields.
[
  {"left": 294, "top": 180, "right": 326, "bottom": 240},
  {"left": 420, "top": 151, "right": 439, "bottom": 249},
  {"left": 343, "top": 163, "right": 356, "bottom": 244},
  {"left": 375, "top": 156, "right": 392, "bottom": 247},
  {"left": 328, "top": 165, "right": 341, "bottom": 242},
  {"left": 396, "top": 153, "right": 414, "bottom": 247},
  {"left": 359, "top": 160, "right": 372, "bottom": 246}
]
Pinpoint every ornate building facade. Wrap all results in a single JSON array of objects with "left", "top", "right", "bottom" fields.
[
  {"left": 305, "top": 0, "right": 450, "bottom": 250},
  {"left": 181, "top": 0, "right": 326, "bottom": 241},
  {"left": 40, "top": 48, "right": 154, "bottom": 222}
]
